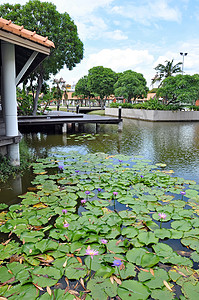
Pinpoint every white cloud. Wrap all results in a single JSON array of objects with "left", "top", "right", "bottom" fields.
[
  {"left": 4, "top": 0, "right": 115, "bottom": 16},
  {"left": 87, "top": 48, "right": 154, "bottom": 72},
  {"left": 104, "top": 30, "right": 128, "bottom": 40},
  {"left": 53, "top": 0, "right": 115, "bottom": 16},
  {"left": 55, "top": 48, "right": 155, "bottom": 87},
  {"left": 111, "top": 0, "right": 181, "bottom": 24},
  {"left": 75, "top": 15, "right": 108, "bottom": 40}
]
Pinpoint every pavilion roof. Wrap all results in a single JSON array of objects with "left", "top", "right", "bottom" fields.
[
  {"left": 0, "top": 18, "right": 55, "bottom": 49},
  {"left": 0, "top": 18, "right": 55, "bottom": 85}
]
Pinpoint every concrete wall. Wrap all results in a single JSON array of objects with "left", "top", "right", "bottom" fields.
[{"left": 105, "top": 107, "right": 199, "bottom": 121}]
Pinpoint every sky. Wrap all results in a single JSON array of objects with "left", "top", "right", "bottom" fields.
[{"left": 2, "top": 0, "right": 199, "bottom": 88}]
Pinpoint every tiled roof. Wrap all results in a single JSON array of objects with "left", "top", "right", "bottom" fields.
[{"left": 0, "top": 18, "right": 55, "bottom": 48}]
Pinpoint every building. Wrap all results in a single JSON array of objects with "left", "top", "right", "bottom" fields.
[{"left": 0, "top": 18, "right": 55, "bottom": 165}]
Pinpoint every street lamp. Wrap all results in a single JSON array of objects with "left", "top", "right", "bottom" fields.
[{"left": 180, "top": 52, "right": 188, "bottom": 75}]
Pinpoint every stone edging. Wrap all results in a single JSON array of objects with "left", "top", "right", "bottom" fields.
[{"left": 105, "top": 107, "right": 199, "bottom": 121}]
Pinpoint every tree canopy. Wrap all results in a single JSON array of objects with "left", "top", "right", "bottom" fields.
[
  {"left": 157, "top": 74, "right": 199, "bottom": 105},
  {"left": 0, "top": 0, "right": 84, "bottom": 115},
  {"left": 87, "top": 66, "right": 117, "bottom": 102},
  {"left": 74, "top": 75, "right": 93, "bottom": 99},
  {"left": 114, "top": 70, "right": 148, "bottom": 102},
  {"left": 152, "top": 59, "right": 182, "bottom": 86}
]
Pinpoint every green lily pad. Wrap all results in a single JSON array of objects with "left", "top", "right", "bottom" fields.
[
  {"left": 151, "top": 288, "right": 174, "bottom": 300},
  {"left": 137, "top": 231, "right": 159, "bottom": 245},
  {"left": 171, "top": 220, "right": 192, "bottom": 231},
  {"left": 182, "top": 281, "right": 199, "bottom": 299},
  {"left": 19, "top": 230, "right": 44, "bottom": 243},
  {"left": 87, "top": 277, "right": 117, "bottom": 300},
  {"left": 0, "top": 203, "right": 8, "bottom": 210},
  {"left": 118, "top": 280, "right": 150, "bottom": 300}
]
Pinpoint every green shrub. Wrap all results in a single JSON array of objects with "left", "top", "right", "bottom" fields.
[
  {"left": 110, "top": 98, "right": 183, "bottom": 111},
  {"left": 0, "top": 139, "right": 33, "bottom": 183}
]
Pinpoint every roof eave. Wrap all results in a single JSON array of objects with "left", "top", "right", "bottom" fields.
[{"left": 0, "top": 30, "right": 52, "bottom": 55}]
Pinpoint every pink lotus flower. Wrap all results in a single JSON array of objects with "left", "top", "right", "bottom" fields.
[
  {"left": 113, "top": 192, "right": 118, "bottom": 196},
  {"left": 64, "top": 223, "right": 69, "bottom": 228},
  {"left": 81, "top": 199, "right": 86, "bottom": 204},
  {"left": 158, "top": 212, "right": 166, "bottom": 219},
  {"left": 62, "top": 209, "right": 67, "bottom": 214},
  {"left": 85, "top": 245, "right": 99, "bottom": 259},
  {"left": 180, "top": 191, "right": 186, "bottom": 195},
  {"left": 100, "top": 239, "right": 108, "bottom": 244}
]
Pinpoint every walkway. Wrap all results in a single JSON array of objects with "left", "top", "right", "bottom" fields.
[{"left": 18, "top": 111, "right": 123, "bottom": 132}]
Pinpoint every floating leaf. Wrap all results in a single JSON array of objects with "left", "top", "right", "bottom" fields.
[
  {"left": 118, "top": 280, "right": 150, "bottom": 300},
  {"left": 182, "top": 281, "right": 199, "bottom": 299}
]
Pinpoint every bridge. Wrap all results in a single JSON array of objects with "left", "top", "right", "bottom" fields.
[{"left": 18, "top": 111, "right": 123, "bottom": 133}]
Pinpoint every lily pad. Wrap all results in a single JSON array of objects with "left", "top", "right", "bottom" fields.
[{"left": 118, "top": 280, "right": 150, "bottom": 300}]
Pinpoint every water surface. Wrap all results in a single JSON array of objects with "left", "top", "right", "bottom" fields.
[{"left": 1, "top": 118, "right": 199, "bottom": 204}]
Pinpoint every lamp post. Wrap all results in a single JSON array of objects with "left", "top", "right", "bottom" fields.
[{"left": 180, "top": 52, "right": 188, "bottom": 75}]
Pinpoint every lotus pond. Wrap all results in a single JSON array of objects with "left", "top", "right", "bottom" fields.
[
  {"left": 1, "top": 120, "right": 199, "bottom": 299},
  {"left": 0, "top": 150, "right": 199, "bottom": 299}
]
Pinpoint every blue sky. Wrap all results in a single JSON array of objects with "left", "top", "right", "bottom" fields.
[{"left": 3, "top": 0, "right": 199, "bottom": 88}]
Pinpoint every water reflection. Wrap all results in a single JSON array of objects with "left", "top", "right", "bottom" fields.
[
  {"left": 24, "top": 119, "right": 199, "bottom": 181},
  {"left": 1, "top": 119, "right": 199, "bottom": 205}
]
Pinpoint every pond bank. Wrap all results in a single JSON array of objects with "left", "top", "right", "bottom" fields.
[{"left": 105, "top": 107, "right": 199, "bottom": 122}]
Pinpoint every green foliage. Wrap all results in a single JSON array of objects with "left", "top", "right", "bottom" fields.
[
  {"left": 0, "top": 151, "right": 199, "bottom": 298},
  {"left": 87, "top": 66, "right": 117, "bottom": 101},
  {"left": 17, "top": 87, "right": 54, "bottom": 115},
  {"left": 0, "top": 139, "right": 33, "bottom": 182},
  {"left": 152, "top": 59, "right": 182, "bottom": 86},
  {"left": 74, "top": 75, "right": 94, "bottom": 99},
  {"left": 0, "top": 0, "right": 84, "bottom": 114},
  {"left": 157, "top": 74, "right": 199, "bottom": 105},
  {"left": 110, "top": 98, "right": 182, "bottom": 110},
  {"left": 17, "top": 88, "right": 33, "bottom": 115},
  {"left": 114, "top": 70, "right": 148, "bottom": 102}
]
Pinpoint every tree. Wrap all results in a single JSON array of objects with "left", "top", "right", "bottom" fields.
[
  {"left": 0, "top": 0, "right": 84, "bottom": 115},
  {"left": 157, "top": 74, "right": 199, "bottom": 105},
  {"left": 74, "top": 75, "right": 94, "bottom": 106},
  {"left": 52, "top": 78, "right": 66, "bottom": 111},
  {"left": 152, "top": 59, "right": 182, "bottom": 86},
  {"left": 114, "top": 70, "right": 148, "bottom": 103},
  {"left": 87, "top": 66, "right": 117, "bottom": 107}
]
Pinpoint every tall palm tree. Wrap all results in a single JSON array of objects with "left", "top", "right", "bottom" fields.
[{"left": 152, "top": 59, "right": 182, "bottom": 87}]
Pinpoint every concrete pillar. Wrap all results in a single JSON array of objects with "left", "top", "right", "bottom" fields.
[
  {"left": 1, "top": 41, "right": 20, "bottom": 166},
  {"left": 1, "top": 42, "right": 18, "bottom": 136},
  {"left": 62, "top": 123, "right": 67, "bottom": 133}
]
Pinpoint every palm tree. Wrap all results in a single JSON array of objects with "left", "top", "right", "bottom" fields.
[{"left": 152, "top": 59, "right": 182, "bottom": 87}]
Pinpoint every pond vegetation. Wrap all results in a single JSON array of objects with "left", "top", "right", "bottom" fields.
[
  {"left": 0, "top": 150, "right": 199, "bottom": 299},
  {"left": 110, "top": 98, "right": 199, "bottom": 111}
]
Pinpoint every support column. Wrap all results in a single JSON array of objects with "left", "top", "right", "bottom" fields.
[
  {"left": 96, "top": 123, "right": 100, "bottom": 133},
  {"left": 1, "top": 41, "right": 20, "bottom": 166},
  {"left": 62, "top": 123, "right": 68, "bottom": 133}
]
